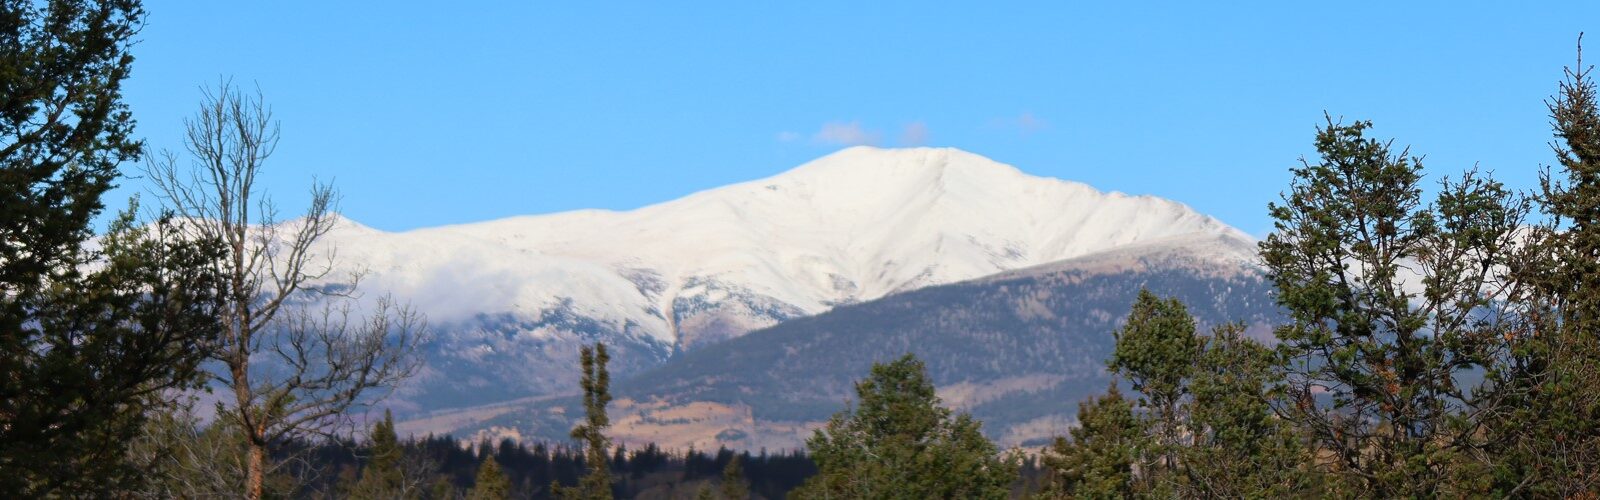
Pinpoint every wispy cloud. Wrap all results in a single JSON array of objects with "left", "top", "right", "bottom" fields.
[
  {"left": 900, "top": 121, "right": 929, "bottom": 146},
  {"left": 811, "top": 121, "right": 880, "bottom": 146},
  {"left": 778, "top": 121, "right": 915, "bottom": 147}
]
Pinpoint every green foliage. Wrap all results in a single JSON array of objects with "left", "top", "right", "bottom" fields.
[
  {"left": 467, "top": 455, "right": 511, "bottom": 500},
  {"left": 1107, "top": 289, "right": 1197, "bottom": 478},
  {"left": 15, "top": 208, "right": 225, "bottom": 494},
  {"left": 555, "top": 342, "right": 615, "bottom": 499},
  {"left": 793, "top": 354, "right": 1019, "bottom": 499},
  {"left": 1259, "top": 115, "right": 1525, "bottom": 496},
  {"left": 1052, "top": 292, "right": 1318, "bottom": 499},
  {"left": 1543, "top": 40, "right": 1600, "bottom": 299},
  {"left": 1110, "top": 290, "right": 1198, "bottom": 411},
  {"left": 348, "top": 410, "right": 412, "bottom": 499},
  {"left": 719, "top": 454, "right": 749, "bottom": 499},
  {"left": 1475, "top": 39, "right": 1600, "bottom": 496},
  {"left": 0, "top": 0, "right": 144, "bottom": 286},
  {"left": 431, "top": 475, "right": 458, "bottom": 500},
  {"left": 0, "top": 2, "right": 231, "bottom": 496},
  {"left": 1183, "top": 324, "right": 1315, "bottom": 497},
  {"left": 1036, "top": 385, "right": 1144, "bottom": 499}
]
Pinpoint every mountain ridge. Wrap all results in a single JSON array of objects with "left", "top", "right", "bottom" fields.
[
  {"left": 399, "top": 230, "right": 1279, "bottom": 450},
  {"left": 303, "top": 146, "right": 1254, "bottom": 410}
]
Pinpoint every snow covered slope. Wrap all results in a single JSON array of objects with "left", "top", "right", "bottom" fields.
[
  {"left": 317, "top": 147, "right": 1252, "bottom": 410},
  {"left": 402, "top": 231, "right": 1278, "bottom": 450}
]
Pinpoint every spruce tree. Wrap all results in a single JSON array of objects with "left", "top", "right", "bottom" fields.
[
  {"left": 1036, "top": 384, "right": 1143, "bottom": 499},
  {"left": 466, "top": 455, "right": 511, "bottom": 500},
  {"left": 349, "top": 410, "right": 409, "bottom": 499},
  {"left": 1480, "top": 38, "right": 1600, "bottom": 496},
  {"left": 719, "top": 454, "right": 749, "bottom": 499},
  {"left": 430, "top": 476, "right": 458, "bottom": 500},
  {"left": 555, "top": 342, "right": 614, "bottom": 499},
  {"left": 792, "top": 354, "right": 1018, "bottom": 499}
]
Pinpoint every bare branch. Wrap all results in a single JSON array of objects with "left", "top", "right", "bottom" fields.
[{"left": 141, "top": 80, "right": 427, "bottom": 500}]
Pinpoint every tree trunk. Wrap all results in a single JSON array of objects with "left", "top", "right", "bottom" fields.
[{"left": 246, "top": 441, "right": 266, "bottom": 500}]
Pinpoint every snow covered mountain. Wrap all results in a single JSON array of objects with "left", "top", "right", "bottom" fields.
[
  {"left": 316, "top": 146, "right": 1253, "bottom": 411},
  {"left": 399, "top": 231, "right": 1277, "bottom": 450}
]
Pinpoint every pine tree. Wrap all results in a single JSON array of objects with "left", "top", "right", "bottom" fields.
[
  {"left": 349, "top": 410, "right": 409, "bottom": 499},
  {"left": 466, "top": 455, "right": 511, "bottom": 500},
  {"left": 1036, "top": 384, "right": 1143, "bottom": 499},
  {"left": 1106, "top": 289, "right": 1197, "bottom": 484},
  {"left": 1183, "top": 323, "right": 1314, "bottom": 497},
  {"left": 0, "top": 1, "right": 226, "bottom": 496},
  {"left": 792, "top": 354, "right": 1018, "bottom": 499},
  {"left": 430, "top": 475, "right": 457, "bottom": 500},
  {"left": 1260, "top": 116, "right": 1526, "bottom": 496},
  {"left": 719, "top": 454, "right": 749, "bottom": 499},
  {"left": 555, "top": 342, "right": 614, "bottom": 499}
]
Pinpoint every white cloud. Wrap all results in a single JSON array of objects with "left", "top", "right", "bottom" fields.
[
  {"left": 900, "top": 121, "right": 929, "bottom": 146},
  {"left": 775, "top": 131, "right": 803, "bottom": 142},
  {"left": 811, "top": 121, "right": 880, "bottom": 146}
]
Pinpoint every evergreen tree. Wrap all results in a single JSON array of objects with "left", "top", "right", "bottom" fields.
[
  {"left": 466, "top": 455, "right": 511, "bottom": 500},
  {"left": 719, "top": 454, "right": 749, "bottom": 499},
  {"left": 1479, "top": 37, "right": 1600, "bottom": 496},
  {"left": 0, "top": 0, "right": 142, "bottom": 287},
  {"left": 1106, "top": 289, "right": 1197, "bottom": 484},
  {"left": 1259, "top": 116, "right": 1526, "bottom": 496},
  {"left": 1036, "top": 384, "right": 1143, "bottom": 499},
  {"left": 555, "top": 342, "right": 614, "bottom": 499},
  {"left": 1182, "top": 323, "right": 1314, "bottom": 497},
  {"left": 792, "top": 354, "right": 1018, "bottom": 499},
  {"left": 0, "top": 1, "right": 226, "bottom": 496},
  {"left": 612, "top": 443, "right": 628, "bottom": 473},
  {"left": 349, "top": 410, "right": 410, "bottom": 499},
  {"left": 430, "top": 475, "right": 458, "bottom": 500}
]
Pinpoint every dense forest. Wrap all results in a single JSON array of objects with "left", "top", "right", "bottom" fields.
[
  {"left": 297, "top": 433, "right": 817, "bottom": 499},
  {"left": 7, "top": 0, "right": 1600, "bottom": 498}
]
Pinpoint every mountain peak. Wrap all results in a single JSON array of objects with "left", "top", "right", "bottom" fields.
[
  {"left": 320, "top": 148, "right": 1253, "bottom": 406},
  {"left": 391, "top": 149, "right": 1272, "bottom": 441},
  {"left": 766, "top": 146, "right": 1027, "bottom": 187}
]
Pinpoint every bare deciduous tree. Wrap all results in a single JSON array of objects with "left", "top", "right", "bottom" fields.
[{"left": 146, "top": 81, "right": 426, "bottom": 500}]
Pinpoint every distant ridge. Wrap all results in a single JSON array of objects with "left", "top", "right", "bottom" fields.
[
  {"left": 408, "top": 231, "right": 1280, "bottom": 450},
  {"left": 306, "top": 147, "right": 1253, "bottom": 411}
]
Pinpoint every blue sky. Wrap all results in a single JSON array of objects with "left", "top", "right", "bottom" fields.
[{"left": 116, "top": 2, "right": 1599, "bottom": 236}]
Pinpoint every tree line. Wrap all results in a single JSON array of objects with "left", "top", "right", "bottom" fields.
[
  {"left": 251, "top": 425, "right": 816, "bottom": 499},
  {"left": 794, "top": 34, "right": 1600, "bottom": 497},
  {"left": 7, "top": 0, "right": 1600, "bottom": 497},
  {"left": 788, "top": 36, "right": 1600, "bottom": 497}
]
